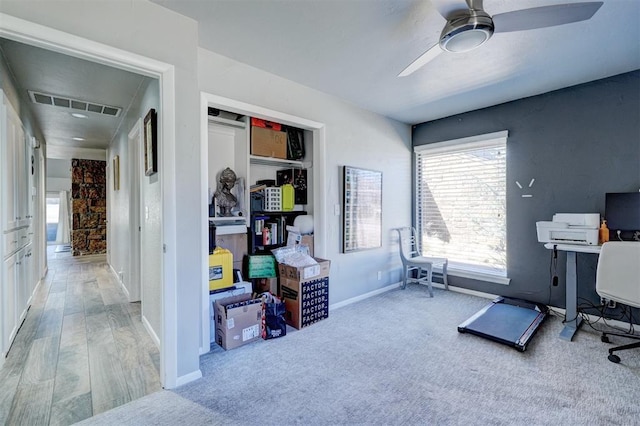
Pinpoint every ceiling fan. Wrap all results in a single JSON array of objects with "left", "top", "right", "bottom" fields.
[{"left": 398, "top": 0, "right": 603, "bottom": 77}]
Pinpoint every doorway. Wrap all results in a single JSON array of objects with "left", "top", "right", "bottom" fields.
[{"left": 0, "top": 15, "right": 176, "bottom": 387}]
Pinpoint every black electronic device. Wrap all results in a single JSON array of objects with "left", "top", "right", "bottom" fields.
[
  {"left": 208, "top": 221, "right": 216, "bottom": 254},
  {"left": 458, "top": 297, "right": 548, "bottom": 352},
  {"left": 285, "top": 127, "right": 305, "bottom": 160},
  {"left": 605, "top": 192, "right": 640, "bottom": 241}
]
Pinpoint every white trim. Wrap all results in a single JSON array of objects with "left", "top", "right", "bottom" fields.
[
  {"left": 329, "top": 281, "right": 500, "bottom": 312},
  {"left": 159, "top": 67, "right": 177, "bottom": 389},
  {"left": 46, "top": 145, "right": 106, "bottom": 161},
  {"left": 127, "top": 120, "right": 142, "bottom": 302},
  {"left": 142, "top": 314, "right": 161, "bottom": 349},
  {"left": 1, "top": 12, "right": 179, "bottom": 389},
  {"left": 175, "top": 369, "right": 203, "bottom": 388},
  {"left": 414, "top": 130, "right": 508, "bottom": 154},
  {"left": 430, "top": 282, "right": 498, "bottom": 299},
  {"left": 414, "top": 132, "right": 508, "bottom": 281},
  {"left": 447, "top": 268, "right": 511, "bottom": 285},
  {"left": 0, "top": 13, "right": 167, "bottom": 77},
  {"left": 330, "top": 283, "right": 399, "bottom": 311},
  {"left": 199, "top": 92, "right": 327, "bottom": 353},
  {"left": 109, "top": 262, "right": 131, "bottom": 300}
]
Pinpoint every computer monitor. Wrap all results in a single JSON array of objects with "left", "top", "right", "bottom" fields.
[{"left": 605, "top": 192, "right": 640, "bottom": 241}]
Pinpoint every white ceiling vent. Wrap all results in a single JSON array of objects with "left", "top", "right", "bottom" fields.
[{"left": 28, "top": 90, "right": 121, "bottom": 117}]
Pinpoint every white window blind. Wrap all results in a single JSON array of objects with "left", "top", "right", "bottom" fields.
[{"left": 414, "top": 131, "right": 508, "bottom": 278}]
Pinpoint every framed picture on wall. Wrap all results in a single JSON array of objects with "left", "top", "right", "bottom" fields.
[
  {"left": 342, "top": 166, "right": 382, "bottom": 253},
  {"left": 143, "top": 108, "right": 157, "bottom": 176}
]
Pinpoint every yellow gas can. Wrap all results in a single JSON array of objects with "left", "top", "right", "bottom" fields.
[
  {"left": 209, "top": 247, "right": 233, "bottom": 291},
  {"left": 281, "top": 183, "right": 294, "bottom": 211}
]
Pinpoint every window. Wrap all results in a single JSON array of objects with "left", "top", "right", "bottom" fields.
[{"left": 414, "top": 131, "right": 508, "bottom": 283}]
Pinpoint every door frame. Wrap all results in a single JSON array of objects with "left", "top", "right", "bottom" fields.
[
  {"left": 127, "top": 120, "right": 142, "bottom": 302},
  {"left": 199, "top": 92, "right": 327, "bottom": 353},
  {"left": 0, "top": 13, "right": 178, "bottom": 388}
]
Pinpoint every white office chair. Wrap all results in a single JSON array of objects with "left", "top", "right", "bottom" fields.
[
  {"left": 595, "top": 241, "right": 640, "bottom": 363},
  {"left": 394, "top": 227, "right": 448, "bottom": 297}
]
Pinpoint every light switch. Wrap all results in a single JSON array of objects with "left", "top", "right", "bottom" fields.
[{"left": 145, "top": 206, "right": 149, "bottom": 220}]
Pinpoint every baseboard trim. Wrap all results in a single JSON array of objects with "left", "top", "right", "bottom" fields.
[
  {"left": 142, "top": 314, "right": 161, "bottom": 349},
  {"left": 174, "top": 369, "right": 203, "bottom": 388},
  {"left": 329, "top": 282, "right": 399, "bottom": 311},
  {"left": 329, "top": 281, "right": 500, "bottom": 312},
  {"left": 108, "top": 263, "right": 130, "bottom": 300}
]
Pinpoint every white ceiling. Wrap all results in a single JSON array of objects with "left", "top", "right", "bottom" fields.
[
  {"left": 152, "top": 0, "right": 640, "bottom": 124},
  {"left": 1, "top": 0, "right": 638, "bottom": 164},
  {"left": 0, "top": 38, "right": 151, "bottom": 151}
]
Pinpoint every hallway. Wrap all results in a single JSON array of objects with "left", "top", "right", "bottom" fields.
[{"left": 0, "top": 247, "right": 161, "bottom": 425}]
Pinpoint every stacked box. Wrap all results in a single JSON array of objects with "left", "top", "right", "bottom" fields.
[
  {"left": 264, "top": 187, "right": 281, "bottom": 211},
  {"left": 215, "top": 293, "right": 263, "bottom": 350},
  {"left": 278, "top": 258, "right": 330, "bottom": 329},
  {"left": 209, "top": 282, "right": 252, "bottom": 344},
  {"left": 251, "top": 126, "right": 287, "bottom": 159}
]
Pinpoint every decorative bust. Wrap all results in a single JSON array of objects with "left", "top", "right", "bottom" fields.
[{"left": 214, "top": 167, "right": 237, "bottom": 216}]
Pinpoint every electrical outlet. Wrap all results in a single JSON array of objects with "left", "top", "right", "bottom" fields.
[
  {"left": 600, "top": 297, "right": 607, "bottom": 306},
  {"left": 607, "top": 300, "right": 617, "bottom": 309}
]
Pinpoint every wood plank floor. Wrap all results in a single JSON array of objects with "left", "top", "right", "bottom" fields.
[{"left": 0, "top": 246, "right": 161, "bottom": 425}]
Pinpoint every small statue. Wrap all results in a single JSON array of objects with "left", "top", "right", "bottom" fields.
[{"left": 214, "top": 167, "right": 237, "bottom": 216}]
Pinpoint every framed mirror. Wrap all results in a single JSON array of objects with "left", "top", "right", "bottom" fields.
[{"left": 342, "top": 166, "right": 382, "bottom": 253}]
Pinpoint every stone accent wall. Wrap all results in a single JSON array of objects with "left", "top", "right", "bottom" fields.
[{"left": 71, "top": 159, "right": 107, "bottom": 256}]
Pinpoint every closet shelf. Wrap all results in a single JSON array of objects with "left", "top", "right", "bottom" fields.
[
  {"left": 207, "top": 115, "right": 246, "bottom": 129},
  {"left": 249, "top": 155, "right": 310, "bottom": 169}
]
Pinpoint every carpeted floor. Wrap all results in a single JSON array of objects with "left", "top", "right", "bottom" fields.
[{"left": 80, "top": 285, "right": 640, "bottom": 425}]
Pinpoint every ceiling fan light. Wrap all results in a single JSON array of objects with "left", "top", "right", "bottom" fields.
[
  {"left": 440, "top": 11, "right": 494, "bottom": 53},
  {"left": 442, "top": 28, "right": 491, "bottom": 52}
]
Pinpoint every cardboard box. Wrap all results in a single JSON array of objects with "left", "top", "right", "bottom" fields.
[
  {"left": 278, "top": 257, "right": 330, "bottom": 282},
  {"left": 254, "top": 277, "right": 278, "bottom": 295},
  {"left": 215, "top": 293, "right": 263, "bottom": 350},
  {"left": 281, "top": 276, "right": 329, "bottom": 330},
  {"left": 279, "top": 257, "right": 330, "bottom": 329},
  {"left": 251, "top": 126, "right": 287, "bottom": 159},
  {"left": 209, "top": 282, "right": 252, "bottom": 343},
  {"left": 300, "top": 235, "right": 314, "bottom": 257}
]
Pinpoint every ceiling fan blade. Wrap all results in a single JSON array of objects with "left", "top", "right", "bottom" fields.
[
  {"left": 398, "top": 43, "right": 443, "bottom": 77},
  {"left": 493, "top": 2, "right": 603, "bottom": 33},
  {"left": 430, "top": 0, "right": 470, "bottom": 19}
]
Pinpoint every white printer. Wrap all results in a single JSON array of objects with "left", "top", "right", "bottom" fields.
[{"left": 536, "top": 213, "right": 600, "bottom": 245}]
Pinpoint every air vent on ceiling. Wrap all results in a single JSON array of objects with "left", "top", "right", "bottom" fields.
[{"left": 28, "top": 90, "right": 121, "bottom": 117}]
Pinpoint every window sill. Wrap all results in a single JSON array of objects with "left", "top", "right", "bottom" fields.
[{"left": 446, "top": 267, "right": 511, "bottom": 286}]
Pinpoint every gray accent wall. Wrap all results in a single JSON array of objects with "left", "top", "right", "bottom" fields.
[{"left": 413, "top": 70, "right": 640, "bottom": 311}]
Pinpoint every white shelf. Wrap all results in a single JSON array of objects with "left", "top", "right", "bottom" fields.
[
  {"left": 209, "top": 217, "right": 247, "bottom": 235},
  {"left": 214, "top": 225, "right": 247, "bottom": 236},
  {"left": 249, "top": 155, "right": 310, "bottom": 169},
  {"left": 208, "top": 115, "right": 246, "bottom": 129}
]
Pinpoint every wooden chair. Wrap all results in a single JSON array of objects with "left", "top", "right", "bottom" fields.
[{"left": 394, "top": 227, "right": 448, "bottom": 297}]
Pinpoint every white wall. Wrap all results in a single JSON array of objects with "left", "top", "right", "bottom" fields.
[
  {"left": 46, "top": 177, "right": 71, "bottom": 193},
  {"left": 2, "top": 0, "right": 413, "bottom": 388},
  {"left": 108, "top": 78, "right": 162, "bottom": 337},
  {"left": 198, "top": 48, "right": 412, "bottom": 305},
  {"left": 1, "top": 0, "right": 202, "bottom": 386}
]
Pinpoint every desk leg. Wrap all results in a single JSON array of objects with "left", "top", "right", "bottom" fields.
[{"left": 559, "top": 251, "right": 583, "bottom": 341}]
